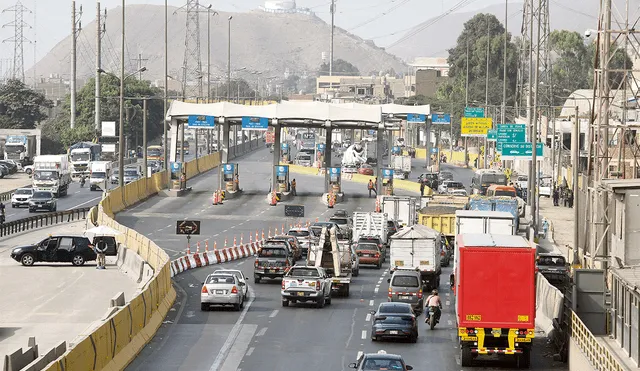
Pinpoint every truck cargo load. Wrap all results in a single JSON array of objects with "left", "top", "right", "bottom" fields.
[
  {"left": 32, "top": 155, "right": 72, "bottom": 197},
  {"left": 4, "top": 135, "right": 37, "bottom": 166},
  {"left": 417, "top": 205, "right": 458, "bottom": 237},
  {"left": 389, "top": 224, "right": 441, "bottom": 290},
  {"left": 306, "top": 226, "right": 352, "bottom": 296},
  {"left": 454, "top": 210, "right": 517, "bottom": 236},
  {"left": 454, "top": 233, "right": 535, "bottom": 367},
  {"left": 380, "top": 196, "right": 416, "bottom": 227},
  {"left": 468, "top": 196, "right": 520, "bottom": 229},
  {"left": 89, "top": 161, "right": 111, "bottom": 191}
]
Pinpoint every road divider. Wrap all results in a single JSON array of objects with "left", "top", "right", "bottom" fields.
[
  {"left": 0, "top": 207, "right": 90, "bottom": 238},
  {"left": 39, "top": 143, "right": 265, "bottom": 371},
  {"left": 535, "top": 273, "right": 564, "bottom": 337}
]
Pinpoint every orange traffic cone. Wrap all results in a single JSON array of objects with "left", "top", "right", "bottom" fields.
[
  {"left": 375, "top": 197, "right": 381, "bottom": 212},
  {"left": 270, "top": 191, "right": 277, "bottom": 206},
  {"left": 240, "top": 234, "right": 244, "bottom": 245},
  {"left": 212, "top": 191, "right": 218, "bottom": 205},
  {"left": 205, "top": 241, "right": 209, "bottom": 252},
  {"left": 224, "top": 238, "right": 228, "bottom": 248},
  {"left": 233, "top": 236, "right": 237, "bottom": 247},
  {"left": 186, "top": 242, "right": 191, "bottom": 255},
  {"left": 268, "top": 228, "right": 272, "bottom": 238},
  {"left": 196, "top": 242, "right": 201, "bottom": 253},
  {"left": 261, "top": 229, "right": 265, "bottom": 240},
  {"left": 214, "top": 241, "right": 218, "bottom": 250}
]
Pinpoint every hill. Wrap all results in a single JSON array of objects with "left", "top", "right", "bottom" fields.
[
  {"left": 387, "top": 1, "right": 620, "bottom": 62},
  {"left": 28, "top": 4, "right": 407, "bottom": 86}
]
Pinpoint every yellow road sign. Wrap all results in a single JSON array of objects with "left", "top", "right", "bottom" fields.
[{"left": 461, "top": 117, "right": 493, "bottom": 137}]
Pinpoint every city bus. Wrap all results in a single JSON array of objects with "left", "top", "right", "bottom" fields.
[
  {"left": 147, "top": 145, "right": 164, "bottom": 162},
  {"left": 470, "top": 169, "right": 508, "bottom": 195}
]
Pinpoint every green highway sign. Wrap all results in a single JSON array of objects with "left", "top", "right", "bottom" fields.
[
  {"left": 464, "top": 107, "right": 485, "bottom": 118},
  {"left": 497, "top": 123, "right": 526, "bottom": 143},
  {"left": 500, "top": 142, "right": 544, "bottom": 158},
  {"left": 487, "top": 129, "right": 497, "bottom": 141}
]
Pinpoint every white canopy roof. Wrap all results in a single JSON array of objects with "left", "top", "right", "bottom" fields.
[
  {"left": 391, "top": 224, "right": 440, "bottom": 240},
  {"left": 166, "top": 101, "right": 432, "bottom": 124}
]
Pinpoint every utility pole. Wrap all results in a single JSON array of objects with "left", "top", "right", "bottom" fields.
[
  {"left": 329, "top": 0, "right": 335, "bottom": 76},
  {"left": 32, "top": 0, "right": 36, "bottom": 88},
  {"left": 484, "top": 17, "right": 490, "bottom": 169},
  {"left": 464, "top": 38, "right": 469, "bottom": 167},
  {"left": 118, "top": 0, "right": 125, "bottom": 189},
  {"left": 177, "top": 0, "right": 204, "bottom": 100},
  {"left": 572, "top": 105, "right": 580, "bottom": 267},
  {"left": 526, "top": 0, "right": 534, "bottom": 208},
  {"left": 501, "top": 0, "right": 508, "bottom": 128},
  {"left": 132, "top": 53, "right": 148, "bottom": 80},
  {"left": 2, "top": 1, "right": 32, "bottom": 83},
  {"left": 227, "top": 16, "right": 232, "bottom": 100},
  {"left": 95, "top": 2, "right": 106, "bottom": 132},
  {"left": 530, "top": 0, "right": 544, "bottom": 235},
  {"left": 143, "top": 98, "right": 148, "bottom": 179},
  {"left": 164, "top": 0, "right": 170, "bottom": 190},
  {"left": 70, "top": 1, "right": 82, "bottom": 129}
]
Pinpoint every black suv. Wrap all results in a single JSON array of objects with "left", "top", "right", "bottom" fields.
[
  {"left": 10, "top": 235, "right": 96, "bottom": 266},
  {"left": 418, "top": 172, "right": 439, "bottom": 190},
  {"left": 254, "top": 241, "right": 294, "bottom": 283},
  {"left": 387, "top": 220, "right": 400, "bottom": 239}
]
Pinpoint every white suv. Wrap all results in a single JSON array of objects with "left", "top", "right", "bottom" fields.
[{"left": 11, "top": 188, "right": 34, "bottom": 208}]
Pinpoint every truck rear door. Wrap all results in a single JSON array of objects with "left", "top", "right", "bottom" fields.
[{"left": 487, "top": 218, "right": 516, "bottom": 235}]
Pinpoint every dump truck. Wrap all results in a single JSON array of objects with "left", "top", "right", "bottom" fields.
[
  {"left": 306, "top": 226, "right": 352, "bottom": 296},
  {"left": 417, "top": 195, "right": 469, "bottom": 244},
  {"left": 389, "top": 224, "right": 442, "bottom": 290},
  {"left": 468, "top": 196, "right": 520, "bottom": 230},
  {"left": 454, "top": 234, "right": 535, "bottom": 368},
  {"left": 380, "top": 195, "right": 417, "bottom": 227},
  {"left": 32, "top": 155, "right": 72, "bottom": 197},
  {"left": 4, "top": 135, "right": 37, "bottom": 166}
]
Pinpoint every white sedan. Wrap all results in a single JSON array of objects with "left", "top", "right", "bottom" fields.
[{"left": 212, "top": 269, "right": 249, "bottom": 299}]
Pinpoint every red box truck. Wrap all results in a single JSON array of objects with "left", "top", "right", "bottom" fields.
[{"left": 453, "top": 233, "right": 536, "bottom": 368}]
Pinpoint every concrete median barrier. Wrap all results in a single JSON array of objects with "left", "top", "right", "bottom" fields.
[
  {"left": 535, "top": 273, "right": 564, "bottom": 337},
  {"left": 170, "top": 240, "right": 265, "bottom": 277}
]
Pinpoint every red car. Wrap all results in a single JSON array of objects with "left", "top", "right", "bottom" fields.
[{"left": 358, "top": 164, "right": 374, "bottom": 176}]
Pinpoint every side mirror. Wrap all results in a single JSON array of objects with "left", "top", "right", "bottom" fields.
[
  {"left": 406, "top": 366, "right": 413, "bottom": 370},
  {"left": 387, "top": 278, "right": 391, "bottom": 283},
  {"left": 348, "top": 363, "right": 357, "bottom": 369},
  {"left": 369, "top": 310, "right": 376, "bottom": 315},
  {"left": 238, "top": 282, "right": 245, "bottom": 286},
  {"left": 202, "top": 282, "right": 205, "bottom": 285}
]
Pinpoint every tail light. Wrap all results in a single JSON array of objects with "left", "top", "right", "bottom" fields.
[
  {"left": 316, "top": 280, "right": 321, "bottom": 291},
  {"left": 375, "top": 252, "right": 380, "bottom": 258},
  {"left": 388, "top": 287, "right": 392, "bottom": 297},
  {"left": 417, "top": 290, "right": 423, "bottom": 299},
  {"left": 535, "top": 266, "right": 539, "bottom": 274},
  {"left": 255, "top": 260, "right": 259, "bottom": 267},
  {"left": 440, "top": 251, "right": 445, "bottom": 257},
  {"left": 201, "top": 285, "right": 208, "bottom": 294},
  {"left": 282, "top": 280, "right": 286, "bottom": 289},
  {"left": 231, "top": 286, "right": 238, "bottom": 294}
]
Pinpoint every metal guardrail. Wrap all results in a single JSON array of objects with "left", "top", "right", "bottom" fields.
[
  {"left": 0, "top": 207, "right": 91, "bottom": 238},
  {"left": 571, "top": 311, "right": 625, "bottom": 371}
]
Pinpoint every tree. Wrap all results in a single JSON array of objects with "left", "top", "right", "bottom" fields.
[
  {"left": 42, "top": 75, "right": 164, "bottom": 151},
  {"left": 0, "top": 79, "right": 52, "bottom": 129},
  {"left": 319, "top": 59, "right": 360, "bottom": 76},
  {"left": 212, "top": 79, "right": 256, "bottom": 99}
]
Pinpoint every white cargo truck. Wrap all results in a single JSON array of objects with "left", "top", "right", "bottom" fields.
[
  {"left": 389, "top": 224, "right": 442, "bottom": 290},
  {"left": 89, "top": 161, "right": 111, "bottom": 191},
  {"left": 454, "top": 210, "right": 517, "bottom": 237},
  {"left": 381, "top": 196, "right": 417, "bottom": 227},
  {"left": 352, "top": 212, "right": 389, "bottom": 245},
  {"left": 392, "top": 155, "right": 411, "bottom": 179},
  {"left": 69, "top": 142, "right": 101, "bottom": 177},
  {"left": 32, "top": 155, "right": 72, "bottom": 197},
  {"left": 4, "top": 135, "right": 37, "bottom": 166},
  {"left": 306, "top": 226, "right": 352, "bottom": 296}
]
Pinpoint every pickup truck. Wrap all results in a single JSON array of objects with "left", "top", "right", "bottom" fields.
[
  {"left": 254, "top": 241, "right": 294, "bottom": 283},
  {"left": 281, "top": 265, "right": 333, "bottom": 308}
]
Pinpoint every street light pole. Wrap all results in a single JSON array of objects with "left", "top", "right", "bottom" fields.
[
  {"left": 164, "top": 0, "right": 169, "bottom": 190},
  {"left": 227, "top": 16, "right": 232, "bottom": 100},
  {"left": 572, "top": 105, "right": 580, "bottom": 268},
  {"left": 118, "top": 0, "right": 125, "bottom": 189},
  {"left": 207, "top": 5, "right": 212, "bottom": 104}
]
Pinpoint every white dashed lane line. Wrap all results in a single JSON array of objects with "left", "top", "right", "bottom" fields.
[
  {"left": 269, "top": 310, "right": 279, "bottom": 318},
  {"left": 361, "top": 330, "right": 367, "bottom": 340},
  {"left": 369, "top": 300, "right": 374, "bottom": 306},
  {"left": 256, "top": 327, "right": 267, "bottom": 337}
]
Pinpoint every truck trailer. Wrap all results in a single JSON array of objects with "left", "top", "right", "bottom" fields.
[
  {"left": 389, "top": 224, "right": 442, "bottom": 290},
  {"left": 391, "top": 155, "right": 411, "bottom": 179},
  {"left": 4, "top": 135, "right": 37, "bottom": 166},
  {"left": 352, "top": 212, "right": 389, "bottom": 246},
  {"left": 454, "top": 233, "right": 535, "bottom": 368},
  {"left": 380, "top": 195, "right": 417, "bottom": 227},
  {"left": 32, "top": 155, "right": 72, "bottom": 197}
]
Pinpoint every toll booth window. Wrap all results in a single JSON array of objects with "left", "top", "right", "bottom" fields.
[
  {"left": 277, "top": 175, "right": 287, "bottom": 181},
  {"left": 330, "top": 174, "right": 339, "bottom": 182}
]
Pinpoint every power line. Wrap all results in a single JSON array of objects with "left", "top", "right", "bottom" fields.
[
  {"left": 2, "top": 1, "right": 32, "bottom": 82},
  {"left": 348, "top": 0, "right": 413, "bottom": 32}
]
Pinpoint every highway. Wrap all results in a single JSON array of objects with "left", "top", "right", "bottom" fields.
[{"left": 118, "top": 146, "right": 565, "bottom": 370}]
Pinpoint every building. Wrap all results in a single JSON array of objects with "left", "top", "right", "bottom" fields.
[
  {"left": 260, "top": 1, "right": 313, "bottom": 15},
  {"left": 316, "top": 75, "right": 404, "bottom": 103},
  {"left": 404, "top": 57, "right": 450, "bottom": 98}
]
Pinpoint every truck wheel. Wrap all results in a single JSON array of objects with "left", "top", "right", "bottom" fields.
[
  {"left": 316, "top": 296, "right": 325, "bottom": 308},
  {"left": 517, "top": 348, "right": 531, "bottom": 369},
  {"left": 281, "top": 299, "right": 289, "bottom": 307},
  {"left": 460, "top": 346, "right": 473, "bottom": 367},
  {"left": 326, "top": 293, "right": 332, "bottom": 305},
  {"left": 201, "top": 303, "right": 209, "bottom": 311},
  {"left": 254, "top": 276, "right": 261, "bottom": 284},
  {"left": 343, "top": 285, "right": 350, "bottom": 297}
]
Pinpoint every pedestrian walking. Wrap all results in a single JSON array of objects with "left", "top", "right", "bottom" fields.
[
  {"left": 95, "top": 238, "right": 107, "bottom": 269},
  {"left": 542, "top": 219, "right": 549, "bottom": 239},
  {"left": 567, "top": 189, "right": 574, "bottom": 208},
  {"left": 291, "top": 179, "right": 297, "bottom": 196},
  {"left": 420, "top": 181, "right": 425, "bottom": 197},
  {"left": 368, "top": 179, "right": 376, "bottom": 198}
]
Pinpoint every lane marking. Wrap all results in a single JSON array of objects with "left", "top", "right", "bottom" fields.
[
  {"left": 208, "top": 289, "right": 255, "bottom": 371},
  {"left": 269, "top": 310, "right": 279, "bottom": 318},
  {"left": 361, "top": 330, "right": 367, "bottom": 340},
  {"left": 369, "top": 300, "right": 374, "bottom": 306},
  {"left": 245, "top": 347, "right": 254, "bottom": 357},
  {"left": 365, "top": 313, "right": 371, "bottom": 322},
  {"left": 67, "top": 196, "right": 102, "bottom": 209},
  {"left": 230, "top": 225, "right": 236, "bottom": 229},
  {"left": 357, "top": 351, "right": 363, "bottom": 360},
  {"left": 219, "top": 325, "right": 257, "bottom": 371},
  {"left": 256, "top": 327, "right": 267, "bottom": 337},
  {"left": 445, "top": 301, "right": 450, "bottom": 306},
  {"left": 374, "top": 288, "right": 379, "bottom": 294}
]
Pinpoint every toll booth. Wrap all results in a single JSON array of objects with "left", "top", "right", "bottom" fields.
[
  {"left": 281, "top": 143, "right": 291, "bottom": 163},
  {"left": 221, "top": 163, "right": 240, "bottom": 196},
  {"left": 327, "top": 167, "right": 343, "bottom": 202},
  {"left": 391, "top": 146, "right": 402, "bottom": 155},
  {"left": 275, "top": 165, "right": 290, "bottom": 193},
  {"left": 382, "top": 168, "right": 394, "bottom": 195},
  {"left": 170, "top": 162, "right": 184, "bottom": 190}
]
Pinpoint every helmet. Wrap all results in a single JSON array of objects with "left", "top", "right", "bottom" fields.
[{"left": 432, "top": 289, "right": 438, "bottom": 295}]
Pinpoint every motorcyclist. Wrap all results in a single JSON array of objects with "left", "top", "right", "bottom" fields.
[
  {"left": 80, "top": 175, "right": 86, "bottom": 187},
  {"left": 425, "top": 289, "right": 443, "bottom": 324}
]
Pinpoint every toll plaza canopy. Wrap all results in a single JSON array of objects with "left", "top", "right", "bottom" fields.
[{"left": 165, "top": 101, "right": 430, "bottom": 128}]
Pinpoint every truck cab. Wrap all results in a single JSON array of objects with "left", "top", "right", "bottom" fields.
[{"left": 89, "top": 161, "right": 110, "bottom": 191}]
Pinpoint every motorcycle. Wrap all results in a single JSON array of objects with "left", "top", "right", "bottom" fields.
[
  {"left": 426, "top": 306, "right": 439, "bottom": 330},
  {"left": 80, "top": 178, "right": 86, "bottom": 188}
]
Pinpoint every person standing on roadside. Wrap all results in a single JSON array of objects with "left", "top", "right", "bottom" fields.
[{"left": 95, "top": 238, "right": 107, "bottom": 269}]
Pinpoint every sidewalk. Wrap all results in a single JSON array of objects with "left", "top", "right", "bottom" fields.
[
  {"left": 0, "top": 173, "right": 32, "bottom": 193},
  {"left": 0, "top": 220, "right": 138, "bottom": 362},
  {"left": 537, "top": 196, "right": 575, "bottom": 259}
]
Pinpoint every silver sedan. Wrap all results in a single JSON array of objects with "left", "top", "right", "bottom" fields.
[{"left": 201, "top": 274, "right": 245, "bottom": 311}]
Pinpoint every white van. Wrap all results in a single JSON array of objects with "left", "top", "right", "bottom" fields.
[{"left": 89, "top": 161, "right": 111, "bottom": 191}]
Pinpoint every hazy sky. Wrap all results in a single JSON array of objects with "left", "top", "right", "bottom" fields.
[{"left": 0, "top": 0, "right": 504, "bottom": 76}]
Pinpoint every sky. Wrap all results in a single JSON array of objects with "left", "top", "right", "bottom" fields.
[{"left": 0, "top": 0, "right": 504, "bottom": 77}]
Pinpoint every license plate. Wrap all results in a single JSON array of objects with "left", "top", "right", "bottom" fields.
[
  {"left": 516, "top": 338, "right": 532, "bottom": 342},
  {"left": 269, "top": 269, "right": 277, "bottom": 273},
  {"left": 463, "top": 336, "right": 478, "bottom": 341},
  {"left": 389, "top": 330, "right": 398, "bottom": 334},
  {"left": 215, "top": 290, "right": 223, "bottom": 294},
  {"left": 399, "top": 296, "right": 411, "bottom": 300},
  {"left": 297, "top": 292, "right": 305, "bottom": 296}
]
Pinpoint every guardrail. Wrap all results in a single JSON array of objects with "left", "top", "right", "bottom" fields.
[
  {"left": 39, "top": 143, "right": 265, "bottom": 371},
  {"left": 571, "top": 312, "right": 625, "bottom": 371},
  {"left": 0, "top": 207, "right": 91, "bottom": 238}
]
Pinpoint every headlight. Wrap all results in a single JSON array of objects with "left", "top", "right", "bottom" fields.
[{"left": 12, "top": 247, "right": 21, "bottom": 254}]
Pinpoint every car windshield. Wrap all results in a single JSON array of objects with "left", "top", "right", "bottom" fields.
[
  {"left": 356, "top": 243, "right": 378, "bottom": 251},
  {"left": 33, "top": 170, "right": 58, "bottom": 180},
  {"left": 125, "top": 170, "right": 138, "bottom": 176},
  {"left": 379, "top": 304, "right": 412, "bottom": 314},
  {"left": 297, "top": 155, "right": 311, "bottom": 161},
  {"left": 259, "top": 247, "right": 287, "bottom": 257},
  {"left": 392, "top": 275, "right": 419, "bottom": 287},
  {"left": 15, "top": 189, "right": 32, "bottom": 195},
  {"left": 329, "top": 218, "right": 347, "bottom": 225},
  {"left": 205, "top": 276, "right": 235, "bottom": 284},
  {"left": 214, "top": 271, "right": 240, "bottom": 278},
  {"left": 446, "top": 182, "right": 464, "bottom": 189},
  {"left": 481, "top": 174, "right": 507, "bottom": 184},
  {"left": 33, "top": 191, "right": 52, "bottom": 198},
  {"left": 147, "top": 149, "right": 162, "bottom": 157},
  {"left": 70, "top": 153, "right": 90, "bottom": 161},
  {"left": 361, "top": 358, "right": 404, "bottom": 370},
  {"left": 91, "top": 172, "right": 106, "bottom": 178},
  {"left": 288, "top": 268, "right": 319, "bottom": 277},
  {"left": 288, "top": 230, "right": 309, "bottom": 237},
  {"left": 495, "top": 190, "right": 516, "bottom": 197},
  {"left": 539, "top": 256, "right": 566, "bottom": 266}
]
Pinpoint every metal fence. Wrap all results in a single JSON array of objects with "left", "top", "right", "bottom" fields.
[
  {"left": 571, "top": 311, "right": 626, "bottom": 371},
  {"left": 0, "top": 207, "right": 91, "bottom": 238}
]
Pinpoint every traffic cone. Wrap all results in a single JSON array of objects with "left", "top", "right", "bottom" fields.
[
  {"left": 233, "top": 236, "right": 237, "bottom": 247},
  {"left": 270, "top": 191, "right": 277, "bottom": 206},
  {"left": 261, "top": 229, "right": 265, "bottom": 240},
  {"left": 212, "top": 191, "right": 218, "bottom": 205},
  {"left": 240, "top": 234, "right": 244, "bottom": 245},
  {"left": 205, "top": 241, "right": 209, "bottom": 252},
  {"left": 196, "top": 242, "right": 201, "bottom": 253},
  {"left": 256, "top": 230, "right": 259, "bottom": 241},
  {"left": 214, "top": 241, "right": 218, "bottom": 250},
  {"left": 315, "top": 218, "right": 319, "bottom": 223},
  {"left": 224, "top": 238, "right": 228, "bottom": 248},
  {"left": 218, "top": 190, "right": 224, "bottom": 204},
  {"left": 375, "top": 197, "right": 381, "bottom": 213},
  {"left": 268, "top": 228, "right": 272, "bottom": 238},
  {"left": 282, "top": 224, "right": 285, "bottom": 234},
  {"left": 186, "top": 243, "right": 191, "bottom": 255}
]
